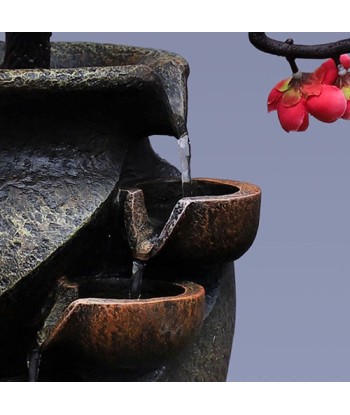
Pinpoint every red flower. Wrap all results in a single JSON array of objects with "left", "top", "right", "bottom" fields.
[
  {"left": 305, "top": 59, "right": 347, "bottom": 123},
  {"left": 340, "top": 54, "right": 350, "bottom": 70},
  {"left": 306, "top": 84, "right": 347, "bottom": 122},
  {"left": 268, "top": 73, "right": 320, "bottom": 132},
  {"left": 335, "top": 55, "right": 350, "bottom": 119},
  {"left": 310, "top": 58, "right": 338, "bottom": 85},
  {"left": 341, "top": 87, "right": 350, "bottom": 120},
  {"left": 268, "top": 58, "right": 348, "bottom": 131}
]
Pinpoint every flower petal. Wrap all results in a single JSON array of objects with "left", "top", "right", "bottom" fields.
[
  {"left": 282, "top": 88, "right": 301, "bottom": 107},
  {"left": 341, "top": 101, "right": 350, "bottom": 119},
  {"left": 267, "top": 87, "right": 283, "bottom": 112},
  {"left": 297, "top": 111, "right": 309, "bottom": 131},
  {"left": 275, "top": 78, "right": 291, "bottom": 92},
  {"left": 306, "top": 85, "right": 347, "bottom": 123},
  {"left": 300, "top": 82, "right": 322, "bottom": 97},
  {"left": 268, "top": 78, "right": 293, "bottom": 111},
  {"left": 312, "top": 59, "right": 338, "bottom": 85},
  {"left": 277, "top": 99, "right": 307, "bottom": 132}
]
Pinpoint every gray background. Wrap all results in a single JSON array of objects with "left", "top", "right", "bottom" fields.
[{"left": 2, "top": 32, "right": 349, "bottom": 381}]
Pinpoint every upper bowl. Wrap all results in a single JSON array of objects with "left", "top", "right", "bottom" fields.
[{"left": 121, "top": 178, "right": 261, "bottom": 263}]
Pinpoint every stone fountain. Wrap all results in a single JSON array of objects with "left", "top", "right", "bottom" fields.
[{"left": 0, "top": 33, "right": 261, "bottom": 381}]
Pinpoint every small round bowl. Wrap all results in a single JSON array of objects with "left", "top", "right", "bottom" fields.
[
  {"left": 42, "top": 278, "right": 205, "bottom": 370},
  {"left": 122, "top": 178, "right": 261, "bottom": 263}
]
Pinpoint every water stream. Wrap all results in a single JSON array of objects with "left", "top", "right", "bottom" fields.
[
  {"left": 130, "top": 260, "right": 146, "bottom": 299},
  {"left": 127, "top": 131, "right": 191, "bottom": 299},
  {"left": 178, "top": 133, "right": 192, "bottom": 197},
  {"left": 27, "top": 343, "right": 41, "bottom": 382}
]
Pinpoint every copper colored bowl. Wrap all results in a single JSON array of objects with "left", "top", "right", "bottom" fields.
[
  {"left": 42, "top": 278, "right": 205, "bottom": 370},
  {"left": 122, "top": 178, "right": 261, "bottom": 263}
]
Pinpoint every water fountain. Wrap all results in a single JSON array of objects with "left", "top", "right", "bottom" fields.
[{"left": 0, "top": 33, "right": 261, "bottom": 381}]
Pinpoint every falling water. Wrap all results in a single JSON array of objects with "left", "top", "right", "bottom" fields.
[
  {"left": 130, "top": 260, "right": 146, "bottom": 299},
  {"left": 27, "top": 343, "right": 41, "bottom": 382},
  {"left": 178, "top": 133, "right": 192, "bottom": 197}
]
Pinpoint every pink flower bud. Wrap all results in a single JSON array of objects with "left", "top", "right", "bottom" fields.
[{"left": 340, "top": 54, "right": 350, "bottom": 70}]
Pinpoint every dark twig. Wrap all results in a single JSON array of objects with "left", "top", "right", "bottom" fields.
[
  {"left": 248, "top": 33, "right": 350, "bottom": 60},
  {"left": 284, "top": 39, "right": 299, "bottom": 74}
]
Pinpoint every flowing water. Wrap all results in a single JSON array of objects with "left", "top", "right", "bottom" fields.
[
  {"left": 27, "top": 344, "right": 41, "bottom": 382},
  {"left": 128, "top": 133, "right": 191, "bottom": 298},
  {"left": 178, "top": 133, "right": 192, "bottom": 197},
  {"left": 130, "top": 260, "right": 146, "bottom": 299}
]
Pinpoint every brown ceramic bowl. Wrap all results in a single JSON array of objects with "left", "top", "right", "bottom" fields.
[
  {"left": 42, "top": 278, "right": 205, "bottom": 370},
  {"left": 122, "top": 178, "right": 261, "bottom": 263}
]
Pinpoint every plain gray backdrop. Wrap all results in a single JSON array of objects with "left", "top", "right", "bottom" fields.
[{"left": 2, "top": 32, "right": 349, "bottom": 381}]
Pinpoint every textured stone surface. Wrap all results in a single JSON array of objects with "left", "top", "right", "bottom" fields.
[
  {"left": 0, "top": 39, "right": 248, "bottom": 382},
  {"left": 0, "top": 40, "right": 191, "bottom": 296},
  {"left": 0, "top": 40, "right": 189, "bottom": 138},
  {"left": 0, "top": 40, "right": 190, "bottom": 377},
  {"left": 50, "top": 41, "right": 189, "bottom": 137},
  {"left": 0, "top": 119, "right": 126, "bottom": 296}
]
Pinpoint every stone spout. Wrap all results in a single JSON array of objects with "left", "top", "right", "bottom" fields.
[{"left": 0, "top": 41, "right": 189, "bottom": 138}]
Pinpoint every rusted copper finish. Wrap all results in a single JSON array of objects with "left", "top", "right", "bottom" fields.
[
  {"left": 42, "top": 279, "right": 205, "bottom": 369},
  {"left": 122, "top": 178, "right": 261, "bottom": 263}
]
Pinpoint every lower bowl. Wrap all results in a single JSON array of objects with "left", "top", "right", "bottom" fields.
[{"left": 42, "top": 278, "right": 205, "bottom": 370}]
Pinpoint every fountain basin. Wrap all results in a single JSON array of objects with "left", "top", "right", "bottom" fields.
[
  {"left": 122, "top": 178, "right": 261, "bottom": 263},
  {"left": 41, "top": 278, "right": 205, "bottom": 370},
  {"left": 0, "top": 40, "right": 190, "bottom": 375}
]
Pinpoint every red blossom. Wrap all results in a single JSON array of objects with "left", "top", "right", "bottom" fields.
[
  {"left": 268, "top": 73, "right": 321, "bottom": 132},
  {"left": 268, "top": 55, "right": 350, "bottom": 131},
  {"left": 335, "top": 62, "right": 350, "bottom": 120},
  {"left": 306, "top": 85, "right": 346, "bottom": 123}
]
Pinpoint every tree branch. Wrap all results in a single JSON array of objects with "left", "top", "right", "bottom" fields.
[{"left": 248, "top": 32, "right": 350, "bottom": 60}]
